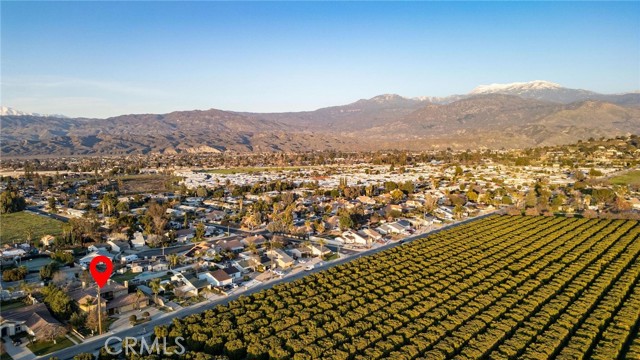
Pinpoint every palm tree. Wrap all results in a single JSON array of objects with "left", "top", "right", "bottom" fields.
[
  {"left": 149, "top": 279, "right": 161, "bottom": 304},
  {"left": 19, "top": 282, "right": 35, "bottom": 304},
  {"left": 247, "top": 242, "right": 258, "bottom": 255},
  {"left": 167, "top": 254, "right": 179, "bottom": 269},
  {"left": 135, "top": 289, "right": 145, "bottom": 310},
  {"left": 317, "top": 238, "right": 327, "bottom": 259}
]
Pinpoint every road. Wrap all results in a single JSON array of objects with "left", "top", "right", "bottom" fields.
[
  {"left": 136, "top": 245, "right": 194, "bottom": 258},
  {"left": 25, "top": 206, "right": 69, "bottom": 223},
  {"left": 44, "top": 211, "right": 498, "bottom": 360}
]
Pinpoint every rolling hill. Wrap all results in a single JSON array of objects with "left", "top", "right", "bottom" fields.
[{"left": 2, "top": 81, "right": 639, "bottom": 156}]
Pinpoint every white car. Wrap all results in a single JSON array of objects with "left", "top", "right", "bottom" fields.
[
  {"left": 305, "top": 265, "right": 314, "bottom": 271},
  {"left": 273, "top": 270, "right": 284, "bottom": 276}
]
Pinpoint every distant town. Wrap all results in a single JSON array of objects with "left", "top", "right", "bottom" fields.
[{"left": 0, "top": 135, "right": 639, "bottom": 359}]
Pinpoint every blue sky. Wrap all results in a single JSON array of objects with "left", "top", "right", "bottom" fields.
[{"left": 2, "top": 1, "right": 639, "bottom": 118}]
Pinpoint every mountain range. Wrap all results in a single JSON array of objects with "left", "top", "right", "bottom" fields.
[
  {"left": 2, "top": 81, "right": 639, "bottom": 156},
  {"left": 0, "top": 106, "right": 68, "bottom": 119}
]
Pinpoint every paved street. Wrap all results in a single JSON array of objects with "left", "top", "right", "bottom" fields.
[{"left": 25, "top": 207, "right": 70, "bottom": 223}]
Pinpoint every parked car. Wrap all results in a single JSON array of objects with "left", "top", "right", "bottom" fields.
[{"left": 305, "top": 265, "right": 314, "bottom": 271}]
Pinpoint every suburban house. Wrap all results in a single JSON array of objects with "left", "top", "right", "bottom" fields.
[
  {"left": 241, "top": 234, "right": 268, "bottom": 248},
  {"left": 40, "top": 235, "right": 56, "bottom": 247},
  {"left": 205, "top": 210, "right": 226, "bottom": 222},
  {"left": 88, "top": 243, "right": 111, "bottom": 253},
  {"left": 356, "top": 196, "right": 376, "bottom": 205},
  {"left": 172, "top": 273, "right": 210, "bottom": 296},
  {"left": 223, "top": 266, "right": 242, "bottom": 281},
  {"left": 218, "top": 239, "right": 245, "bottom": 253},
  {"left": 290, "top": 243, "right": 329, "bottom": 258},
  {"left": 289, "top": 244, "right": 312, "bottom": 259},
  {"left": 175, "top": 228, "right": 195, "bottom": 243},
  {"left": 233, "top": 258, "right": 258, "bottom": 273},
  {"left": 376, "top": 222, "right": 406, "bottom": 235},
  {"left": 0, "top": 303, "right": 67, "bottom": 340},
  {"left": 384, "top": 204, "right": 403, "bottom": 216},
  {"left": 0, "top": 248, "right": 27, "bottom": 259},
  {"left": 107, "top": 239, "right": 130, "bottom": 253},
  {"left": 65, "top": 208, "right": 86, "bottom": 218},
  {"left": 265, "top": 249, "right": 295, "bottom": 269},
  {"left": 151, "top": 262, "right": 169, "bottom": 272},
  {"left": 359, "top": 228, "right": 383, "bottom": 242},
  {"left": 69, "top": 281, "right": 133, "bottom": 315},
  {"left": 78, "top": 250, "right": 114, "bottom": 269},
  {"left": 396, "top": 219, "right": 413, "bottom": 230},
  {"left": 106, "top": 293, "right": 149, "bottom": 315},
  {"left": 340, "top": 230, "right": 368, "bottom": 245},
  {"left": 198, "top": 269, "right": 232, "bottom": 287},
  {"left": 131, "top": 232, "right": 147, "bottom": 248}
]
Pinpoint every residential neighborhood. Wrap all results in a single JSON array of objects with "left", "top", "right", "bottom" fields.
[{"left": 1, "top": 136, "right": 639, "bottom": 358}]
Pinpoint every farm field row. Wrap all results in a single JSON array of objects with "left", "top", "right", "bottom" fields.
[{"left": 164, "top": 215, "right": 640, "bottom": 360}]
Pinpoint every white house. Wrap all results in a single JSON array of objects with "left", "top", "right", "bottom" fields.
[
  {"left": 376, "top": 222, "right": 406, "bottom": 235},
  {"left": 120, "top": 254, "right": 139, "bottom": 263},
  {"left": 198, "top": 269, "right": 232, "bottom": 287},
  {"left": 0, "top": 248, "right": 27, "bottom": 259},
  {"left": 151, "top": 262, "right": 169, "bottom": 272},
  {"left": 265, "top": 249, "right": 295, "bottom": 269},
  {"left": 78, "top": 250, "right": 114, "bottom": 269},
  {"left": 65, "top": 208, "right": 86, "bottom": 218},
  {"left": 341, "top": 230, "right": 367, "bottom": 245},
  {"left": 107, "top": 240, "right": 129, "bottom": 253},
  {"left": 131, "top": 232, "right": 146, "bottom": 248},
  {"left": 359, "top": 228, "right": 383, "bottom": 242}
]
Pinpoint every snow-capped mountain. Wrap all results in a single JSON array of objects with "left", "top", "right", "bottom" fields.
[
  {"left": 1, "top": 106, "right": 67, "bottom": 118},
  {"left": 468, "top": 80, "right": 605, "bottom": 104},
  {"left": 471, "top": 80, "right": 564, "bottom": 94}
]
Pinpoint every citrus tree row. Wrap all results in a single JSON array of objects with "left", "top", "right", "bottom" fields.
[{"left": 137, "top": 216, "right": 639, "bottom": 360}]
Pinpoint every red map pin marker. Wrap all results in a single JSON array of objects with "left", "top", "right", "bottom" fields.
[{"left": 89, "top": 255, "right": 113, "bottom": 289}]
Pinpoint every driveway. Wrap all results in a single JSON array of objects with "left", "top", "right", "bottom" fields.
[
  {"left": 2, "top": 336, "right": 36, "bottom": 360},
  {"left": 108, "top": 307, "right": 162, "bottom": 332}
]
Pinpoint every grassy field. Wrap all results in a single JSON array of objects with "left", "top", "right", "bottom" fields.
[
  {"left": 0, "top": 211, "right": 63, "bottom": 246},
  {"left": 610, "top": 169, "right": 640, "bottom": 186},
  {"left": 167, "top": 215, "right": 640, "bottom": 359},
  {"left": 205, "top": 166, "right": 313, "bottom": 174},
  {"left": 27, "top": 337, "right": 74, "bottom": 356}
]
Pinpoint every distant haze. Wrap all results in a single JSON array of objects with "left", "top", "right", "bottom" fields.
[
  {"left": 1, "top": 2, "right": 639, "bottom": 118},
  {"left": 2, "top": 81, "right": 639, "bottom": 156}
]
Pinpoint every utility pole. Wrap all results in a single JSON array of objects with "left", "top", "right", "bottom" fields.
[{"left": 97, "top": 286, "right": 102, "bottom": 335}]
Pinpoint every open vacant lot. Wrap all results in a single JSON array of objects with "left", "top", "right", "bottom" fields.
[
  {"left": 0, "top": 211, "right": 63, "bottom": 245},
  {"left": 118, "top": 174, "right": 172, "bottom": 194},
  {"left": 610, "top": 170, "right": 640, "bottom": 186},
  {"left": 168, "top": 215, "right": 640, "bottom": 359}
]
